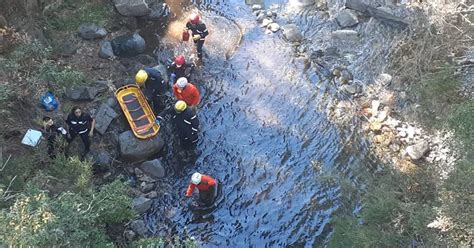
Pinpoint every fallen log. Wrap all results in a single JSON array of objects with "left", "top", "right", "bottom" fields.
[{"left": 345, "top": 0, "right": 409, "bottom": 28}]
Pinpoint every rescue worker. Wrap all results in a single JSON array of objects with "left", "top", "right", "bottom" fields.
[
  {"left": 172, "top": 77, "right": 200, "bottom": 109},
  {"left": 185, "top": 14, "right": 209, "bottom": 61},
  {"left": 157, "top": 100, "right": 199, "bottom": 149},
  {"left": 185, "top": 172, "right": 217, "bottom": 205},
  {"left": 167, "top": 55, "right": 195, "bottom": 84},
  {"left": 135, "top": 68, "right": 166, "bottom": 112},
  {"left": 66, "top": 106, "right": 95, "bottom": 155},
  {"left": 42, "top": 116, "right": 67, "bottom": 158}
]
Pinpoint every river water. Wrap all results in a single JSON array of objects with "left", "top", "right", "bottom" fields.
[{"left": 145, "top": 0, "right": 376, "bottom": 246}]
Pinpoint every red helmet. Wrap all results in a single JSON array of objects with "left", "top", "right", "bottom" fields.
[
  {"left": 190, "top": 14, "right": 200, "bottom": 24},
  {"left": 175, "top": 55, "right": 185, "bottom": 66}
]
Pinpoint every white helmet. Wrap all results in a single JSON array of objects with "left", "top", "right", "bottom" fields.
[
  {"left": 176, "top": 77, "right": 188, "bottom": 88},
  {"left": 191, "top": 172, "right": 202, "bottom": 185}
]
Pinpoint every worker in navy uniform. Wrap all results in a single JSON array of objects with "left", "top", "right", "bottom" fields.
[
  {"left": 65, "top": 106, "right": 95, "bottom": 155},
  {"left": 185, "top": 14, "right": 209, "bottom": 61}
]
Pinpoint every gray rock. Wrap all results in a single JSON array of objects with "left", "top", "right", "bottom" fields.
[
  {"left": 256, "top": 12, "right": 266, "bottom": 22},
  {"left": 268, "top": 23, "right": 280, "bottom": 32},
  {"left": 133, "top": 196, "right": 152, "bottom": 214},
  {"left": 144, "top": 0, "right": 169, "bottom": 21},
  {"left": 119, "top": 131, "right": 164, "bottom": 161},
  {"left": 336, "top": 9, "right": 359, "bottom": 27},
  {"left": 252, "top": 4, "right": 263, "bottom": 11},
  {"left": 331, "top": 30, "right": 359, "bottom": 41},
  {"left": 130, "top": 219, "right": 147, "bottom": 236},
  {"left": 140, "top": 182, "right": 154, "bottom": 192},
  {"left": 95, "top": 103, "right": 118, "bottom": 135},
  {"left": 111, "top": 33, "right": 146, "bottom": 57},
  {"left": 375, "top": 73, "right": 392, "bottom": 86},
  {"left": 266, "top": 10, "right": 276, "bottom": 18},
  {"left": 406, "top": 140, "right": 429, "bottom": 160},
  {"left": 341, "top": 84, "right": 360, "bottom": 95},
  {"left": 65, "top": 84, "right": 107, "bottom": 101},
  {"left": 289, "top": 0, "right": 315, "bottom": 7},
  {"left": 261, "top": 18, "right": 273, "bottom": 27},
  {"left": 139, "top": 159, "right": 166, "bottom": 178},
  {"left": 282, "top": 24, "right": 303, "bottom": 42},
  {"left": 78, "top": 23, "right": 107, "bottom": 40},
  {"left": 124, "top": 229, "right": 136, "bottom": 241},
  {"left": 114, "top": 0, "right": 151, "bottom": 17},
  {"left": 88, "top": 150, "right": 113, "bottom": 167},
  {"left": 246, "top": 0, "right": 264, "bottom": 5},
  {"left": 99, "top": 41, "right": 114, "bottom": 59},
  {"left": 106, "top": 97, "right": 118, "bottom": 108}
]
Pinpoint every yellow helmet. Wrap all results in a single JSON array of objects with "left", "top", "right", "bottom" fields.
[
  {"left": 135, "top": 70, "right": 148, "bottom": 85},
  {"left": 174, "top": 100, "right": 187, "bottom": 112}
]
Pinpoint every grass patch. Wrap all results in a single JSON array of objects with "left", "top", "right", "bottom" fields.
[
  {"left": 1, "top": 41, "right": 51, "bottom": 72},
  {"left": 447, "top": 101, "right": 474, "bottom": 151},
  {"left": 43, "top": 0, "right": 112, "bottom": 32},
  {"left": 38, "top": 62, "right": 87, "bottom": 88}
]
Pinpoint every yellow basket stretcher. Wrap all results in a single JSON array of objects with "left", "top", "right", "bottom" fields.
[{"left": 115, "top": 84, "right": 160, "bottom": 139}]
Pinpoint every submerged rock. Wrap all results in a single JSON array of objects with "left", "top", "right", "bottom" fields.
[
  {"left": 119, "top": 131, "right": 164, "bottom": 161},
  {"left": 111, "top": 33, "right": 146, "bottom": 57},
  {"left": 282, "top": 24, "right": 303, "bottom": 42},
  {"left": 406, "top": 140, "right": 429, "bottom": 160},
  {"left": 78, "top": 23, "right": 107, "bottom": 40},
  {"left": 336, "top": 9, "right": 359, "bottom": 27},
  {"left": 139, "top": 159, "right": 166, "bottom": 179}
]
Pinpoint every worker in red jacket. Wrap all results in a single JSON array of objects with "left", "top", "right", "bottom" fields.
[
  {"left": 185, "top": 172, "right": 217, "bottom": 205},
  {"left": 173, "top": 77, "right": 200, "bottom": 109}
]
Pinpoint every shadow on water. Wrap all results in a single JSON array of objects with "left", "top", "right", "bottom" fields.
[{"left": 139, "top": 0, "right": 374, "bottom": 246}]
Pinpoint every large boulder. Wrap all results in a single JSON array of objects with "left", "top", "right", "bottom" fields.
[
  {"left": 119, "top": 131, "right": 164, "bottom": 161},
  {"left": 133, "top": 196, "right": 152, "bottom": 214},
  {"left": 114, "top": 0, "right": 151, "bottom": 17},
  {"left": 139, "top": 159, "right": 166, "bottom": 179},
  {"left": 336, "top": 9, "right": 359, "bottom": 27},
  {"left": 78, "top": 23, "right": 107, "bottom": 40},
  {"left": 282, "top": 24, "right": 303, "bottom": 42},
  {"left": 95, "top": 103, "right": 118, "bottom": 135},
  {"left": 99, "top": 40, "right": 115, "bottom": 59},
  {"left": 406, "top": 141, "right": 429, "bottom": 160},
  {"left": 111, "top": 33, "right": 146, "bottom": 57},
  {"left": 65, "top": 84, "right": 107, "bottom": 101}
]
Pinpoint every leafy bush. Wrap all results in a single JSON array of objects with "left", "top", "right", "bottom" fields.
[
  {"left": 448, "top": 101, "right": 474, "bottom": 151},
  {"left": 38, "top": 63, "right": 86, "bottom": 88},
  {"left": 48, "top": 155, "right": 92, "bottom": 193},
  {"left": 3, "top": 40, "right": 51, "bottom": 71},
  {"left": 96, "top": 180, "right": 136, "bottom": 225}
]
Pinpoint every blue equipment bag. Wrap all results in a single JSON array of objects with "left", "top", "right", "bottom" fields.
[{"left": 40, "top": 92, "right": 58, "bottom": 111}]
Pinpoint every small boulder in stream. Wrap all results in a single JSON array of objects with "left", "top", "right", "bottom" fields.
[
  {"left": 111, "top": 33, "right": 146, "bottom": 57},
  {"left": 139, "top": 159, "right": 166, "bottom": 179},
  {"left": 336, "top": 9, "right": 359, "bottom": 27},
  {"left": 282, "top": 24, "right": 303, "bottom": 42},
  {"left": 406, "top": 140, "right": 430, "bottom": 160},
  {"left": 119, "top": 131, "right": 164, "bottom": 161},
  {"left": 78, "top": 23, "right": 107, "bottom": 40}
]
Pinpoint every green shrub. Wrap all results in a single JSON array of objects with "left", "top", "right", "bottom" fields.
[
  {"left": 448, "top": 101, "right": 474, "bottom": 151},
  {"left": 38, "top": 63, "right": 86, "bottom": 88},
  {"left": 48, "top": 155, "right": 92, "bottom": 193},
  {"left": 2, "top": 41, "right": 51, "bottom": 71},
  {"left": 96, "top": 180, "right": 136, "bottom": 225},
  {"left": 131, "top": 237, "right": 165, "bottom": 248}
]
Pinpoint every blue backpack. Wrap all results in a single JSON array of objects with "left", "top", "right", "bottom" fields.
[{"left": 40, "top": 92, "right": 59, "bottom": 111}]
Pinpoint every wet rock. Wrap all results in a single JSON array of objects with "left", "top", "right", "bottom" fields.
[
  {"left": 133, "top": 196, "right": 152, "bottom": 214},
  {"left": 99, "top": 41, "right": 114, "bottom": 59},
  {"left": 95, "top": 103, "right": 118, "bottom": 135},
  {"left": 130, "top": 219, "right": 147, "bottom": 236},
  {"left": 336, "top": 9, "right": 359, "bottom": 27},
  {"left": 375, "top": 73, "right": 392, "bottom": 86},
  {"left": 406, "top": 140, "right": 429, "bottom": 160},
  {"left": 266, "top": 10, "right": 277, "bottom": 18},
  {"left": 140, "top": 182, "right": 154, "bottom": 193},
  {"left": 111, "top": 33, "right": 146, "bottom": 57},
  {"left": 78, "top": 24, "right": 107, "bottom": 40},
  {"left": 289, "top": 0, "right": 315, "bottom": 7},
  {"left": 256, "top": 12, "right": 266, "bottom": 22},
  {"left": 119, "top": 131, "right": 164, "bottom": 161},
  {"left": 114, "top": 0, "right": 151, "bottom": 17},
  {"left": 144, "top": 0, "right": 169, "bottom": 21},
  {"left": 261, "top": 18, "right": 273, "bottom": 27},
  {"left": 341, "top": 84, "right": 360, "bottom": 95},
  {"left": 282, "top": 24, "right": 303, "bottom": 42},
  {"left": 252, "top": 4, "right": 263, "bottom": 11},
  {"left": 139, "top": 159, "right": 166, "bottom": 179},
  {"left": 331, "top": 30, "right": 359, "bottom": 41},
  {"left": 268, "top": 23, "right": 280, "bottom": 32},
  {"left": 124, "top": 229, "right": 136, "bottom": 241},
  {"left": 65, "top": 84, "right": 107, "bottom": 101}
]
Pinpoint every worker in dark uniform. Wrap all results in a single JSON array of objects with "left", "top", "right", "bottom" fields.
[
  {"left": 157, "top": 100, "right": 199, "bottom": 149},
  {"left": 185, "top": 172, "right": 217, "bottom": 205},
  {"left": 185, "top": 14, "right": 209, "bottom": 61},
  {"left": 167, "top": 55, "right": 195, "bottom": 85},
  {"left": 135, "top": 68, "right": 167, "bottom": 113},
  {"left": 66, "top": 106, "right": 95, "bottom": 155},
  {"left": 42, "top": 116, "right": 67, "bottom": 158}
]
